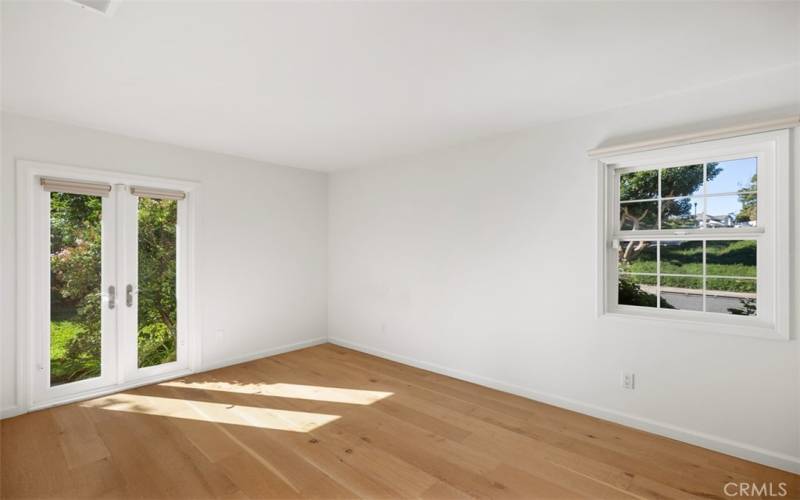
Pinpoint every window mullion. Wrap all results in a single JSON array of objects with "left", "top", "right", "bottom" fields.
[
  {"left": 657, "top": 168, "right": 662, "bottom": 231},
  {"left": 702, "top": 162, "right": 707, "bottom": 229},
  {"left": 656, "top": 241, "right": 661, "bottom": 309},
  {"left": 702, "top": 239, "right": 707, "bottom": 313},
  {"left": 612, "top": 230, "right": 761, "bottom": 241}
]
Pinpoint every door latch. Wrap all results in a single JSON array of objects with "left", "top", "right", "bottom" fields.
[
  {"left": 108, "top": 285, "right": 116, "bottom": 309},
  {"left": 126, "top": 284, "right": 134, "bottom": 307}
]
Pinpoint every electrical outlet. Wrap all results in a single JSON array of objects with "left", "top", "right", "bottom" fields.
[{"left": 622, "top": 372, "right": 635, "bottom": 390}]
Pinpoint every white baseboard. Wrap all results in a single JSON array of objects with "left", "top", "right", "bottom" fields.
[
  {"left": 1, "top": 405, "right": 23, "bottom": 419},
  {"left": 201, "top": 336, "right": 327, "bottom": 372},
  {"left": 28, "top": 368, "right": 194, "bottom": 413},
  {"left": 329, "top": 337, "right": 800, "bottom": 474},
  {"left": 1, "top": 336, "right": 327, "bottom": 420}
]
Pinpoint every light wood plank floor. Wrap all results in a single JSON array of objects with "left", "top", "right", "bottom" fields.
[{"left": 2, "top": 344, "right": 798, "bottom": 499}]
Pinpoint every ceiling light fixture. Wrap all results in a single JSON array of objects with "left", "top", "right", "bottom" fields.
[{"left": 65, "top": 0, "right": 118, "bottom": 17}]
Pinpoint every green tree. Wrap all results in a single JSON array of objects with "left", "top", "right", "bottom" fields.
[
  {"left": 735, "top": 174, "right": 757, "bottom": 223},
  {"left": 619, "top": 163, "right": 719, "bottom": 262},
  {"left": 618, "top": 163, "right": 719, "bottom": 308},
  {"left": 49, "top": 193, "right": 178, "bottom": 382},
  {"left": 136, "top": 198, "right": 178, "bottom": 368},
  {"left": 50, "top": 193, "right": 103, "bottom": 383}
]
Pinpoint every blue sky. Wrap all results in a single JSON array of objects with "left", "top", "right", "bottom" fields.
[
  {"left": 688, "top": 157, "right": 756, "bottom": 216},
  {"left": 706, "top": 157, "right": 756, "bottom": 194}
]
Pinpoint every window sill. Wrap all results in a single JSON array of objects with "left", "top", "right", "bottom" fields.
[{"left": 599, "top": 309, "right": 788, "bottom": 341}]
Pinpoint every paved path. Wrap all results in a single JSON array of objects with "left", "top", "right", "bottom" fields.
[
  {"left": 638, "top": 285, "right": 755, "bottom": 314},
  {"left": 661, "top": 291, "right": 752, "bottom": 313}
]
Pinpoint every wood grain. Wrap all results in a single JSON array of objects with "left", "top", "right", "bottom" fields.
[{"left": 1, "top": 344, "right": 797, "bottom": 499}]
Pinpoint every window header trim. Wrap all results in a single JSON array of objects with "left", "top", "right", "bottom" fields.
[{"left": 588, "top": 116, "right": 798, "bottom": 159}]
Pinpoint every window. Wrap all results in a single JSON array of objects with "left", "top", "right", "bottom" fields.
[{"left": 596, "top": 130, "right": 790, "bottom": 339}]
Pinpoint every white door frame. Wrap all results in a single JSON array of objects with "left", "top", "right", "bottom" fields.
[
  {"left": 16, "top": 160, "right": 201, "bottom": 411},
  {"left": 31, "top": 187, "right": 119, "bottom": 402},
  {"left": 118, "top": 183, "right": 191, "bottom": 382}
]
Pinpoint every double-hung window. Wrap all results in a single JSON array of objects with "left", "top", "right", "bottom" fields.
[{"left": 596, "top": 129, "right": 790, "bottom": 339}]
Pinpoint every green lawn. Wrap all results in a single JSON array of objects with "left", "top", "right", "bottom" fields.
[
  {"left": 620, "top": 240, "right": 756, "bottom": 293},
  {"left": 50, "top": 320, "right": 101, "bottom": 386},
  {"left": 50, "top": 319, "right": 177, "bottom": 385}
]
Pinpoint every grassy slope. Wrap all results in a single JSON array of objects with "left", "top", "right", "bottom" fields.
[{"left": 620, "top": 240, "right": 756, "bottom": 293}]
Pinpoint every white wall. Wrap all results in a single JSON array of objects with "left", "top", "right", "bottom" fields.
[
  {"left": 328, "top": 66, "right": 800, "bottom": 472},
  {"left": 2, "top": 67, "right": 798, "bottom": 473},
  {"left": 1, "top": 112, "right": 328, "bottom": 416}
]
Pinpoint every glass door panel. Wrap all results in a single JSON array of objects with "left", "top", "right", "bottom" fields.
[
  {"left": 32, "top": 170, "right": 190, "bottom": 405},
  {"left": 36, "top": 182, "right": 117, "bottom": 404},
  {"left": 122, "top": 188, "right": 187, "bottom": 380},
  {"left": 136, "top": 197, "right": 178, "bottom": 368},
  {"left": 49, "top": 192, "right": 104, "bottom": 386}
]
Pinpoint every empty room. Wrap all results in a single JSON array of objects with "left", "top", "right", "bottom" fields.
[{"left": 1, "top": 1, "right": 799, "bottom": 498}]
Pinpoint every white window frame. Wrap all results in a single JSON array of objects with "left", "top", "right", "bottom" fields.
[
  {"left": 16, "top": 160, "right": 202, "bottom": 411},
  {"left": 595, "top": 130, "right": 790, "bottom": 340}
]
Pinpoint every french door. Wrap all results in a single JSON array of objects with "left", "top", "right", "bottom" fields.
[{"left": 31, "top": 173, "right": 192, "bottom": 406}]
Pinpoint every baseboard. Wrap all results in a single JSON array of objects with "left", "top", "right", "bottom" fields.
[
  {"left": 1, "top": 405, "right": 23, "bottom": 419},
  {"left": 201, "top": 336, "right": 328, "bottom": 372},
  {"left": 28, "top": 368, "right": 194, "bottom": 413},
  {"left": 2, "top": 336, "right": 328, "bottom": 420},
  {"left": 329, "top": 337, "right": 800, "bottom": 474}
]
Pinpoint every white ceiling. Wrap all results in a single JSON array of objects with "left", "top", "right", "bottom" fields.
[{"left": 2, "top": 1, "right": 798, "bottom": 171}]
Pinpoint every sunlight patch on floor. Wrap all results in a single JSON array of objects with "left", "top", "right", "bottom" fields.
[
  {"left": 81, "top": 393, "right": 340, "bottom": 432},
  {"left": 161, "top": 381, "right": 393, "bottom": 405}
]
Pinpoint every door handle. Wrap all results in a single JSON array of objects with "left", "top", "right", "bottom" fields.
[
  {"left": 108, "top": 285, "right": 116, "bottom": 309},
  {"left": 126, "top": 284, "right": 134, "bottom": 307}
]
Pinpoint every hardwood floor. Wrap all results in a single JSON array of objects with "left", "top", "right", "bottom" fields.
[{"left": 2, "top": 343, "right": 798, "bottom": 499}]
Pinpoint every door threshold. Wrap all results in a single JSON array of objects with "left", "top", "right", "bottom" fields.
[{"left": 28, "top": 368, "right": 194, "bottom": 413}]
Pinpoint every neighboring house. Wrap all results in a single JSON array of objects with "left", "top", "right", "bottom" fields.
[
  {"left": 737, "top": 219, "right": 757, "bottom": 227},
  {"left": 697, "top": 212, "right": 735, "bottom": 228}
]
